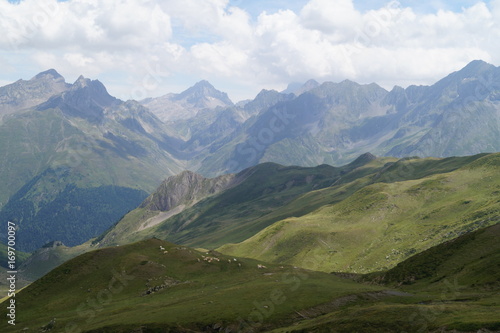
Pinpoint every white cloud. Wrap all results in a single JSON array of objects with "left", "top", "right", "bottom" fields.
[
  {"left": 162, "top": 0, "right": 252, "bottom": 43},
  {"left": 301, "top": 0, "right": 363, "bottom": 37},
  {"left": 1, "top": 0, "right": 500, "bottom": 102},
  {"left": 0, "top": 0, "right": 172, "bottom": 50}
]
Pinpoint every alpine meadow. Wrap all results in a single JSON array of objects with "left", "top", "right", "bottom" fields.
[{"left": 0, "top": 0, "right": 500, "bottom": 332}]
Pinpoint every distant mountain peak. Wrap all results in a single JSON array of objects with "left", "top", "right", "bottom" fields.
[
  {"left": 456, "top": 59, "right": 496, "bottom": 78},
  {"left": 178, "top": 80, "right": 212, "bottom": 96},
  {"left": 426, "top": 60, "right": 498, "bottom": 101},
  {"left": 174, "top": 80, "right": 233, "bottom": 107},
  {"left": 193, "top": 80, "right": 215, "bottom": 89},
  {"left": 74, "top": 75, "right": 90, "bottom": 88},
  {"left": 282, "top": 79, "right": 320, "bottom": 95},
  {"left": 338, "top": 79, "right": 360, "bottom": 87},
  {"left": 36, "top": 74, "right": 118, "bottom": 122},
  {"left": 243, "top": 89, "right": 294, "bottom": 115},
  {"left": 70, "top": 76, "right": 111, "bottom": 97},
  {"left": 33, "top": 69, "right": 64, "bottom": 81},
  {"left": 178, "top": 80, "right": 225, "bottom": 96},
  {"left": 255, "top": 89, "right": 280, "bottom": 98},
  {"left": 1, "top": 69, "right": 69, "bottom": 117},
  {"left": 463, "top": 59, "right": 494, "bottom": 70},
  {"left": 303, "top": 79, "right": 320, "bottom": 87}
]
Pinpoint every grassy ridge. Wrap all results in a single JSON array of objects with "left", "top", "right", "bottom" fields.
[
  {"left": 270, "top": 222, "right": 500, "bottom": 332},
  {"left": 102, "top": 153, "right": 490, "bottom": 253},
  {"left": 2, "top": 221, "right": 499, "bottom": 332},
  {"left": 371, "top": 222, "right": 500, "bottom": 291},
  {"left": 97, "top": 161, "right": 350, "bottom": 248},
  {"left": 0, "top": 238, "right": 382, "bottom": 332},
  {"left": 219, "top": 153, "right": 500, "bottom": 273},
  {"left": 14, "top": 153, "right": 496, "bottom": 291}
]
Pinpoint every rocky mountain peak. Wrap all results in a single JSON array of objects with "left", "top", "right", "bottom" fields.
[
  {"left": 0, "top": 69, "right": 70, "bottom": 117},
  {"left": 459, "top": 59, "right": 495, "bottom": 76},
  {"left": 70, "top": 75, "right": 111, "bottom": 96},
  {"left": 282, "top": 79, "right": 320, "bottom": 96},
  {"left": 33, "top": 69, "right": 64, "bottom": 81},
  {"left": 175, "top": 80, "right": 233, "bottom": 106},
  {"left": 433, "top": 60, "right": 497, "bottom": 88},
  {"left": 255, "top": 89, "right": 279, "bottom": 98},
  {"left": 193, "top": 80, "right": 214, "bottom": 90},
  {"left": 142, "top": 80, "right": 234, "bottom": 121},
  {"left": 337, "top": 79, "right": 361, "bottom": 88},
  {"left": 423, "top": 60, "right": 500, "bottom": 104},
  {"left": 74, "top": 75, "right": 89, "bottom": 88},
  {"left": 243, "top": 89, "right": 293, "bottom": 115},
  {"left": 302, "top": 79, "right": 320, "bottom": 90},
  {"left": 36, "top": 75, "right": 119, "bottom": 122}
]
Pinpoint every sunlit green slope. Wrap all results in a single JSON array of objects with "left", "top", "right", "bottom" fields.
[{"left": 219, "top": 153, "right": 500, "bottom": 273}]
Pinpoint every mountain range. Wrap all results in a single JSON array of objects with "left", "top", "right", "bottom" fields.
[
  {"left": 8, "top": 151, "right": 498, "bottom": 291},
  {"left": 0, "top": 60, "right": 499, "bottom": 251},
  {"left": 94, "top": 152, "right": 499, "bottom": 273},
  {"left": 0, "top": 60, "right": 499, "bottom": 332},
  {"left": 0, "top": 71, "right": 183, "bottom": 250}
]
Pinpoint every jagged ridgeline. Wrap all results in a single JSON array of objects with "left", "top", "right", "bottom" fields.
[
  {"left": 0, "top": 70, "right": 183, "bottom": 251},
  {"left": 1, "top": 60, "right": 500, "bottom": 255}
]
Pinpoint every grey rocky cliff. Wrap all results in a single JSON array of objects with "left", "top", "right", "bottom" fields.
[
  {"left": 140, "top": 170, "right": 237, "bottom": 212},
  {"left": 37, "top": 75, "right": 119, "bottom": 122}
]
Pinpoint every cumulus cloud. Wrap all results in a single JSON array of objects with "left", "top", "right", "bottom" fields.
[
  {"left": 1, "top": 0, "right": 500, "bottom": 101},
  {"left": 301, "top": 0, "right": 362, "bottom": 37},
  {"left": 0, "top": 0, "right": 172, "bottom": 50}
]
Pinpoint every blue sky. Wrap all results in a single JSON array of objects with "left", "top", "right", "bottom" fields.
[
  {"left": 231, "top": 0, "right": 492, "bottom": 16},
  {"left": 0, "top": 0, "right": 499, "bottom": 102},
  {"left": 354, "top": 0, "right": 491, "bottom": 13}
]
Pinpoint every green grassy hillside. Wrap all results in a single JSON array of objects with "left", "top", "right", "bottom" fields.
[
  {"left": 97, "top": 153, "right": 494, "bottom": 263},
  {"left": 16, "top": 241, "right": 90, "bottom": 282},
  {"left": 16, "top": 153, "right": 495, "bottom": 287},
  {"left": 0, "top": 238, "right": 383, "bottom": 332},
  {"left": 2, "top": 223, "right": 499, "bottom": 332},
  {"left": 96, "top": 160, "right": 355, "bottom": 249},
  {"left": 270, "top": 223, "right": 500, "bottom": 333},
  {"left": 372, "top": 221, "right": 500, "bottom": 292},
  {"left": 0, "top": 240, "right": 90, "bottom": 299},
  {"left": 219, "top": 153, "right": 500, "bottom": 273}
]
